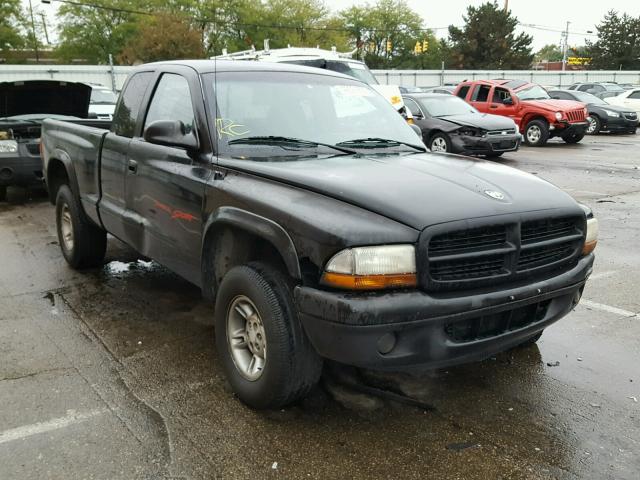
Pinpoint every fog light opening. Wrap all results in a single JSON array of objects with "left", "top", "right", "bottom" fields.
[
  {"left": 0, "top": 167, "right": 13, "bottom": 180},
  {"left": 377, "top": 332, "right": 397, "bottom": 355}
]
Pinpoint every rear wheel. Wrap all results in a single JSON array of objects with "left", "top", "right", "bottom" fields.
[
  {"left": 214, "top": 262, "right": 322, "bottom": 409},
  {"left": 586, "top": 115, "right": 601, "bottom": 135},
  {"left": 524, "top": 120, "right": 549, "bottom": 146},
  {"left": 55, "top": 184, "right": 107, "bottom": 268},
  {"left": 429, "top": 133, "right": 451, "bottom": 153},
  {"left": 562, "top": 132, "right": 585, "bottom": 144}
]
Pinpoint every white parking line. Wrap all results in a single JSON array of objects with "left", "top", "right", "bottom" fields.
[
  {"left": 580, "top": 299, "right": 638, "bottom": 318},
  {"left": 0, "top": 409, "right": 105, "bottom": 445}
]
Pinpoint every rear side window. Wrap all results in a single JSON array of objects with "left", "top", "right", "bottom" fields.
[
  {"left": 492, "top": 87, "right": 512, "bottom": 103},
  {"left": 471, "top": 85, "right": 491, "bottom": 102},
  {"left": 403, "top": 98, "right": 422, "bottom": 117},
  {"left": 144, "top": 74, "right": 195, "bottom": 133},
  {"left": 629, "top": 90, "right": 640, "bottom": 99},
  {"left": 112, "top": 72, "right": 153, "bottom": 138},
  {"left": 456, "top": 85, "right": 470, "bottom": 99}
]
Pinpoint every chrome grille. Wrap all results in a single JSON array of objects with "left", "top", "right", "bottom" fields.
[
  {"left": 487, "top": 128, "right": 517, "bottom": 136},
  {"left": 566, "top": 109, "right": 586, "bottom": 122}
]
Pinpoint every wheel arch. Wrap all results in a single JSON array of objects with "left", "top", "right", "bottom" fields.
[
  {"left": 46, "top": 151, "right": 78, "bottom": 205},
  {"left": 201, "top": 207, "right": 302, "bottom": 300}
]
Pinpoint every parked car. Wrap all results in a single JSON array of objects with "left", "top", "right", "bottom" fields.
[
  {"left": 398, "top": 86, "right": 425, "bottom": 94},
  {"left": 567, "top": 82, "right": 626, "bottom": 100},
  {"left": 606, "top": 87, "right": 640, "bottom": 117},
  {"left": 455, "top": 79, "right": 589, "bottom": 146},
  {"left": 0, "top": 80, "right": 106, "bottom": 201},
  {"left": 42, "top": 60, "right": 597, "bottom": 409},
  {"left": 548, "top": 89, "right": 638, "bottom": 134},
  {"left": 402, "top": 93, "right": 520, "bottom": 157},
  {"left": 421, "top": 85, "right": 456, "bottom": 95},
  {"left": 88, "top": 84, "right": 118, "bottom": 120}
]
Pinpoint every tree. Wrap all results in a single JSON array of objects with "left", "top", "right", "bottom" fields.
[
  {"left": 0, "top": 0, "right": 26, "bottom": 54},
  {"left": 118, "top": 14, "right": 204, "bottom": 64},
  {"left": 535, "top": 44, "right": 562, "bottom": 62},
  {"left": 339, "top": 0, "right": 425, "bottom": 69},
  {"left": 587, "top": 11, "right": 640, "bottom": 70},
  {"left": 448, "top": 1, "right": 533, "bottom": 69},
  {"left": 55, "top": 0, "right": 145, "bottom": 64}
]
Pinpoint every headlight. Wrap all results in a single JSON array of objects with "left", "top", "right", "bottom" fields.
[
  {"left": 0, "top": 140, "right": 18, "bottom": 153},
  {"left": 555, "top": 112, "right": 563, "bottom": 121},
  {"left": 602, "top": 109, "right": 620, "bottom": 118},
  {"left": 583, "top": 217, "right": 598, "bottom": 255},
  {"left": 321, "top": 245, "right": 417, "bottom": 290},
  {"left": 458, "top": 128, "right": 482, "bottom": 137}
]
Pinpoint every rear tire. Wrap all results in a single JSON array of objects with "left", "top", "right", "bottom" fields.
[
  {"left": 562, "top": 132, "right": 585, "bottom": 144},
  {"left": 586, "top": 115, "right": 601, "bottom": 135},
  {"left": 214, "top": 262, "right": 322, "bottom": 409},
  {"left": 55, "top": 184, "right": 107, "bottom": 268},
  {"left": 524, "top": 120, "right": 549, "bottom": 146}
]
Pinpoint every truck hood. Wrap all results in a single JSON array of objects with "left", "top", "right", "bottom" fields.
[
  {"left": 220, "top": 153, "right": 579, "bottom": 230},
  {"left": 0, "top": 80, "right": 91, "bottom": 119},
  {"left": 521, "top": 98, "right": 585, "bottom": 112},
  {"left": 436, "top": 113, "right": 517, "bottom": 130}
]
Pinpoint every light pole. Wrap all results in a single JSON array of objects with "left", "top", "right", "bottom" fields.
[
  {"left": 561, "top": 21, "right": 570, "bottom": 71},
  {"left": 28, "top": 0, "right": 40, "bottom": 62}
]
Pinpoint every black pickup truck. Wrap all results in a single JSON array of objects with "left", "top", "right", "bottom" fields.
[
  {"left": 41, "top": 61, "right": 598, "bottom": 409},
  {"left": 0, "top": 80, "right": 109, "bottom": 201}
]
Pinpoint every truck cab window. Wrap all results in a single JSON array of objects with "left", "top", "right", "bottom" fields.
[
  {"left": 145, "top": 74, "right": 195, "bottom": 133},
  {"left": 112, "top": 72, "right": 153, "bottom": 138},
  {"left": 471, "top": 85, "right": 490, "bottom": 102},
  {"left": 492, "top": 87, "right": 511, "bottom": 104},
  {"left": 456, "top": 85, "right": 470, "bottom": 99}
]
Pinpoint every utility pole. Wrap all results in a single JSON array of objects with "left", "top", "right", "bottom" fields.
[
  {"left": 28, "top": 0, "right": 40, "bottom": 62},
  {"left": 504, "top": 0, "right": 509, "bottom": 11},
  {"left": 561, "top": 21, "right": 570, "bottom": 71}
]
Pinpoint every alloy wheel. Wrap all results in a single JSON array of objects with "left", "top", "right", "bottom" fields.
[{"left": 226, "top": 295, "right": 267, "bottom": 381}]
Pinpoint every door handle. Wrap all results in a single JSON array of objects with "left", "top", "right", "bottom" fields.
[
  {"left": 128, "top": 159, "right": 138, "bottom": 174},
  {"left": 490, "top": 105, "right": 498, "bottom": 109}
]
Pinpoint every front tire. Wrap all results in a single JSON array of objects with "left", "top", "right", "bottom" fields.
[
  {"left": 55, "top": 184, "right": 107, "bottom": 268},
  {"left": 524, "top": 120, "right": 549, "bottom": 146},
  {"left": 429, "top": 133, "right": 452, "bottom": 153},
  {"left": 214, "top": 262, "right": 322, "bottom": 409},
  {"left": 562, "top": 132, "right": 585, "bottom": 144},
  {"left": 586, "top": 115, "right": 601, "bottom": 135}
]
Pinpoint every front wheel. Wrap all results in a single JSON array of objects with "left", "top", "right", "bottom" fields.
[
  {"left": 56, "top": 184, "right": 107, "bottom": 268},
  {"left": 524, "top": 120, "right": 549, "bottom": 146},
  {"left": 586, "top": 115, "right": 601, "bottom": 135},
  {"left": 429, "top": 133, "right": 452, "bottom": 153},
  {"left": 562, "top": 132, "right": 585, "bottom": 144},
  {"left": 214, "top": 262, "right": 322, "bottom": 409}
]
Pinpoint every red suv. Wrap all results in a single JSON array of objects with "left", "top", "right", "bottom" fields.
[{"left": 454, "top": 80, "right": 589, "bottom": 146}]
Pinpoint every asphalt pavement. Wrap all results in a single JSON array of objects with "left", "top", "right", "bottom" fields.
[{"left": 1, "top": 133, "right": 639, "bottom": 479}]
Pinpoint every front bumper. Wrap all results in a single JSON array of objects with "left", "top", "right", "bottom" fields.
[
  {"left": 602, "top": 115, "right": 639, "bottom": 132},
  {"left": 550, "top": 121, "right": 588, "bottom": 137},
  {"left": 296, "top": 254, "right": 594, "bottom": 370},
  {"left": 451, "top": 133, "right": 520, "bottom": 156},
  {"left": 0, "top": 143, "right": 43, "bottom": 187}
]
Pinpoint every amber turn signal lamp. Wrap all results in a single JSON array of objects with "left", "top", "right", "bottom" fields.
[{"left": 321, "top": 272, "right": 418, "bottom": 290}]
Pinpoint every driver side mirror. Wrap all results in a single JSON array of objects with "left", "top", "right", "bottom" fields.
[{"left": 143, "top": 120, "right": 199, "bottom": 151}]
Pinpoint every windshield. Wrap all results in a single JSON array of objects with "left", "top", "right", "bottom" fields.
[
  {"left": 604, "top": 84, "right": 624, "bottom": 92},
  {"left": 207, "top": 71, "right": 420, "bottom": 158},
  {"left": 516, "top": 85, "right": 550, "bottom": 101},
  {"left": 417, "top": 95, "right": 478, "bottom": 117},
  {"left": 571, "top": 91, "right": 606, "bottom": 105},
  {"left": 280, "top": 59, "right": 378, "bottom": 85},
  {"left": 90, "top": 89, "right": 118, "bottom": 104}
]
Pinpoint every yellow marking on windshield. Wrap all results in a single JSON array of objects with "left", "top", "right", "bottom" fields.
[{"left": 216, "top": 118, "right": 249, "bottom": 137}]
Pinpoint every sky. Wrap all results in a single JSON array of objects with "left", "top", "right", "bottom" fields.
[
  {"left": 24, "top": 0, "right": 640, "bottom": 51},
  {"left": 324, "top": 0, "right": 640, "bottom": 50}
]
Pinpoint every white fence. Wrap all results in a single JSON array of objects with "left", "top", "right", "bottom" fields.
[
  {"left": 1, "top": 65, "right": 640, "bottom": 90},
  {"left": 372, "top": 69, "right": 640, "bottom": 88}
]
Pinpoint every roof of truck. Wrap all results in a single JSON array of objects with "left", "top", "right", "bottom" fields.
[{"left": 137, "top": 59, "right": 355, "bottom": 79}]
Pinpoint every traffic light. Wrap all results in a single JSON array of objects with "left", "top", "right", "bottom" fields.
[
  {"left": 386, "top": 40, "right": 392, "bottom": 53},
  {"left": 414, "top": 41, "right": 422, "bottom": 54},
  {"left": 422, "top": 39, "right": 429, "bottom": 52}
]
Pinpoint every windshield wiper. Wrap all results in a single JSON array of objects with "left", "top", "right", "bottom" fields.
[
  {"left": 336, "top": 137, "right": 426, "bottom": 152},
  {"left": 227, "top": 136, "right": 357, "bottom": 155}
]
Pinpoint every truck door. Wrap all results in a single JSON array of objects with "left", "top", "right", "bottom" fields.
[
  {"left": 125, "top": 71, "right": 212, "bottom": 283},
  {"left": 489, "top": 86, "right": 518, "bottom": 123},
  {"left": 99, "top": 71, "right": 154, "bottom": 242},
  {"left": 468, "top": 84, "right": 492, "bottom": 113}
]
